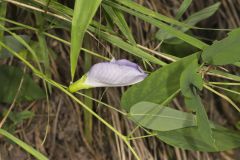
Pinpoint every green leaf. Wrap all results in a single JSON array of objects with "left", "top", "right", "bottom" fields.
[
  {"left": 0, "top": 129, "right": 48, "bottom": 160},
  {"left": 102, "top": 4, "right": 136, "bottom": 45},
  {"left": 202, "top": 28, "right": 240, "bottom": 65},
  {"left": 175, "top": 0, "right": 192, "bottom": 20},
  {"left": 89, "top": 26, "right": 165, "bottom": 66},
  {"left": 156, "top": 2, "right": 220, "bottom": 41},
  {"left": 0, "top": 1, "right": 7, "bottom": 52},
  {"left": 70, "top": 0, "right": 102, "bottom": 79},
  {"left": 180, "top": 59, "right": 203, "bottom": 98},
  {"left": 0, "top": 35, "right": 30, "bottom": 59},
  {"left": 184, "top": 2, "right": 220, "bottom": 26},
  {"left": 0, "top": 65, "right": 45, "bottom": 103},
  {"left": 130, "top": 102, "right": 196, "bottom": 131},
  {"left": 8, "top": 110, "right": 34, "bottom": 125},
  {"left": 186, "top": 93, "right": 216, "bottom": 148},
  {"left": 105, "top": 0, "right": 208, "bottom": 49},
  {"left": 121, "top": 53, "right": 198, "bottom": 112},
  {"left": 157, "top": 126, "right": 240, "bottom": 152},
  {"left": 180, "top": 59, "right": 215, "bottom": 147}
]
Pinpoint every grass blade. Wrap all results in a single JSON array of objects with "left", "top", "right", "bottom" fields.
[
  {"left": 102, "top": 4, "right": 136, "bottom": 45},
  {"left": 104, "top": 0, "right": 208, "bottom": 49},
  {"left": 0, "top": 129, "right": 48, "bottom": 160},
  {"left": 89, "top": 26, "right": 166, "bottom": 66},
  {"left": 70, "top": 0, "right": 102, "bottom": 80},
  {"left": 0, "top": 1, "right": 7, "bottom": 52},
  {"left": 175, "top": 0, "right": 192, "bottom": 20}
]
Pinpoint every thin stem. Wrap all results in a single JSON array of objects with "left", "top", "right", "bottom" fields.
[
  {"left": 76, "top": 91, "right": 127, "bottom": 115},
  {"left": 204, "top": 84, "right": 240, "bottom": 112},
  {"left": 208, "top": 83, "right": 240, "bottom": 96},
  {"left": 209, "top": 82, "right": 240, "bottom": 86},
  {"left": 128, "top": 134, "right": 157, "bottom": 140}
]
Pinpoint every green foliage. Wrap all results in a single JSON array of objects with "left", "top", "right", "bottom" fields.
[
  {"left": 181, "top": 59, "right": 215, "bottom": 148},
  {"left": 180, "top": 59, "right": 203, "bottom": 98},
  {"left": 129, "top": 102, "right": 196, "bottom": 131},
  {"left": 70, "top": 0, "right": 102, "bottom": 80},
  {"left": 0, "top": 128, "right": 48, "bottom": 160},
  {"left": 156, "top": 2, "right": 220, "bottom": 41},
  {"left": 105, "top": 0, "right": 208, "bottom": 49},
  {"left": 175, "top": 0, "right": 192, "bottom": 20},
  {"left": 0, "top": 65, "right": 45, "bottom": 103},
  {"left": 121, "top": 54, "right": 197, "bottom": 112},
  {"left": 202, "top": 28, "right": 240, "bottom": 65},
  {"left": 102, "top": 4, "right": 136, "bottom": 45},
  {"left": 0, "top": 1, "right": 7, "bottom": 51},
  {"left": 2, "top": 110, "right": 34, "bottom": 133},
  {"left": 157, "top": 126, "right": 240, "bottom": 152},
  {"left": 0, "top": 35, "right": 30, "bottom": 59},
  {"left": 186, "top": 93, "right": 216, "bottom": 148},
  {"left": 89, "top": 26, "right": 165, "bottom": 66},
  {"left": 184, "top": 2, "right": 220, "bottom": 26}
]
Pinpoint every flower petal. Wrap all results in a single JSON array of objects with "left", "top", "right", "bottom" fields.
[
  {"left": 113, "top": 59, "right": 139, "bottom": 68},
  {"left": 86, "top": 61, "right": 147, "bottom": 87}
]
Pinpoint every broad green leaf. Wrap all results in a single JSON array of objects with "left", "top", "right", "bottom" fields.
[
  {"left": 202, "top": 28, "right": 240, "bottom": 65},
  {"left": 121, "top": 54, "right": 198, "bottom": 112},
  {"left": 0, "top": 35, "right": 30, "bottom": 59},
  {"left": 157, "top": 126, "right": 240, "bottom": 152},
  {"left": 70, "top": 0, "right": 102, "bottom": 79},
  {"left": 0, "top": 129, "right": 48, "bottom": 160},
  {"left": 180, "top": 59, "right": 203, "bottom": 98},
  {"left": 181, "top": 59, "right": 215, "bottom": 147},
  {"left": 156, "top": 2, "right": 220, "bottom": 41},
  {"left": 130, "top": 102, "right": 196, "bottom": 131},
  {"left": 186, "top": 93, "right": 216, "bottom": 148},
  {"left": 102, "top": 4, "right": 136, "bottom": 45},
  {"left": 0, "top": 65, "right": 45, "bottom": 103}
]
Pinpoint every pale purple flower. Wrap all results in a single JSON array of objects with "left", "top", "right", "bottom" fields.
[{"left": 69, "top": 59, "right": 147, "bottom": 92}]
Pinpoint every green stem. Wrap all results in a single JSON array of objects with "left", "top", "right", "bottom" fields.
[{"left": 83, "top": 36, "right": 93, "bottom": 144}]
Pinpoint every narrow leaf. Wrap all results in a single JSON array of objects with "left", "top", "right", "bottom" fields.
[
  {"left": 70, "top": 0, "right": 102, "bottom": 79},
  {"left": 102, "top": 4, "right": 136, "bottom": 44},
  {"left": 156, "top": 2, "right": 220, "bottom": 41},
  {"left": 104, "top": 0, "right": 208, "bottom": 49},
  {"left": 0, "top": 129, "right": 48, "bottom": 160},
  {"left": 89, "top": 26, "right": 165, "bottom": 66},
  {"left": 175, "top": 0, "right": 192, "bottom": 20}
]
